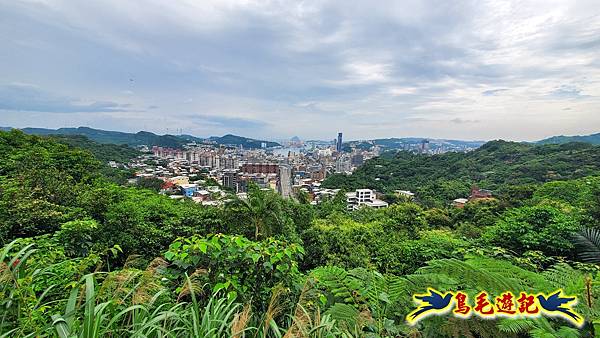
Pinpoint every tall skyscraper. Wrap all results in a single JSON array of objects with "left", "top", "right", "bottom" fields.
[
  {"left": 420, "top": 139, "right": 429, "bottom": 153},
  {"left": 336, "top": 132, "right": 343, "bottom": 152}
]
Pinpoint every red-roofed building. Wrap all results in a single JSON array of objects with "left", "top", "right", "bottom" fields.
[{"left": 470, "top": 186, "right": 493, "bottom": 200}]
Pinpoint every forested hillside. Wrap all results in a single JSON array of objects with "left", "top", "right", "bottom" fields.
[
  {"left": 323, "top": 140, "right": 600, "bottom": 206},
  {"left": 49, "top": 134, "right": 141, "bottom": 163},
  {"left": 209, "top": 134, "right": 281, "bottom": 148},
  {"left": 3, "top": 129, "right": 600, "bottom": 337},
  {"left": 537, "top": 132, "right": 600, "bottom": 145}
]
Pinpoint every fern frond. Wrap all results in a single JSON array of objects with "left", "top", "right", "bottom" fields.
[
  {"left": 324, "top": 303, "right": 359, "bottom": 331},
  {"left": 497, "top": 318, "right": 535, "bottom": 334},
  {"left": 573, "top": 227, "right": 600, "bottom": 263},
  {"left": 542, "top": 263, "right": 583, "bottom": 293}
]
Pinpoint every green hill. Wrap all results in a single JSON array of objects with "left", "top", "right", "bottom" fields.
[
  {"left": 537, "top": 133, "right": 600, "bottom": 145},
  {"left": 209, "top": 134, "right": 280, "bottom": 148},
  {"left": 49, "top": 134, "right": 140, "bottom": 163},
  {"left": 323, "top": 140, "right": 600, "bottom": 206}
]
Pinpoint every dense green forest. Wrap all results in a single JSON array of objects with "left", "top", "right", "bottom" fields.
[
  {"left": 323, "top": 140, "right": 600, "bottom": 207},
  {"left": 2, "top": 129, "right": 600, "bottom": 337},
  {"left": 49, "top": 135, "right": 141, "bottom": 164}
]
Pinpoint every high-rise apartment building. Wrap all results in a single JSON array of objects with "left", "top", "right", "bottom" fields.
[
  {"left": 222, "top": 169, "right": 239, "bottom": 191},
  {"left": 277, "top": 164, "right": 293, "bottom": 198}
]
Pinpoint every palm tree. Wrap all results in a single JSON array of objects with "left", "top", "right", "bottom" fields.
[{"left": 226, "top": 183, "right": 282, "bottom": 240}]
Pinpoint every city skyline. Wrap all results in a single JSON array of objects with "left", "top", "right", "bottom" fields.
[{"left": 1, "top": 0, "right": 600, "bottom": 141}]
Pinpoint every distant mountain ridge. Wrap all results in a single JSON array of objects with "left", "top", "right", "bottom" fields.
[
  {"left": 2, "top": 126, "right": 280, "bottom": 149},
  {"left": 6, "top": 126, "right": 600, "bottom": 149},
  {"left": 208, "top": 134, "right": 280, "bottom": 148},
  {"left": 536, "top": 132, "right": 600, "bottom": 145}
]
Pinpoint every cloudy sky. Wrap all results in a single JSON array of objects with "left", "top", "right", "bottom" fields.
[{"left": 1, "top": 0, "right": 600, "bottom": 141}]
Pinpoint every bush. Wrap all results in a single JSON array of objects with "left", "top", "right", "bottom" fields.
[
  {"left": 485, "top": 205, "right": 580, "bottom": 257},
  {"left": 58, "top": 219, "right": 100, "bottom": 257},
  {"left": 165, "top": 234, "right": 304, "bottom": 310}
]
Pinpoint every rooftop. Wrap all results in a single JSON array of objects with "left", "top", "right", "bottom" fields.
[{"left": 356, "top": 188, "right": 373, "bottom": 193}]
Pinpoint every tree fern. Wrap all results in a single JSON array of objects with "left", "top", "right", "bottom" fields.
[
  {"left": 497, "top": 318, "right": 536, "bottom": 335},
  {"left": 572, "top": 227, "right": 600, "bottom": 264},
  {"left": 323, "top": 303, "right": 360, "bottom": 331},
  {"left": 309, "top": 266, "right": 356, "bottom": 305},
  {"left": 542, "top": 263, "right": 584, "bottom": 293},
  {"left": 409, "top": 258, "right": 522, "bottom": 292}
]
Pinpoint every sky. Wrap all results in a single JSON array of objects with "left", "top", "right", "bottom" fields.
[{"left": 1, "top": 0, "right": 600, "bottom": 141}]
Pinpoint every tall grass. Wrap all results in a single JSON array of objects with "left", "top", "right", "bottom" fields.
[{"left": 1, "top": 240, "right": 352, "bottom": 337}]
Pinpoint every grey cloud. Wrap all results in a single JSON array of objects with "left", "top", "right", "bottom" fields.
[
  {"left": 0, "top": 83, "right": 130, "bottom": 113},
  {"left": 482, "top": 89, "right": 508, "bottom": 96},
  {"left": 187, "top": 114, "right": 269, "bottom": 130},
  {"left": 548, "top": 85, "right": 591, "bottom": 99},
  {"left": 450, "top": 118, "right": 481, "bottom": 124},
  {"left": 402, "top": 117, "right": 481, "bottom": 124}
]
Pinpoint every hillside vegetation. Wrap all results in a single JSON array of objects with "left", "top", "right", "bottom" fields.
[
  {"left": 209, "top": 134, "right": 281, "bottom": 148},
  {"left": 323, "top": 140, "right": 600, "bottom": 206},
  {"left": 3, "top": 129, "right": 600, "bottom": 337},
  {"left": 49, "top": 134, "right": 141, "bottom": 163}
]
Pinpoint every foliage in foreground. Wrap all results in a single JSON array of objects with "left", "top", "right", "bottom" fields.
[{"left": 3, "top": 235, "right": 600, "bottom": 337}]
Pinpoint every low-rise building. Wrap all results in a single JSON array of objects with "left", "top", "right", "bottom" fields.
[
  {"left": 346, "top": 189, "right": 388, "bottom": 210},
  {"left": 470, "top": 187, "right": 493, "bottom": 200},
  {"left": 179, "top": 183, "right": 198, "bottom": 197},
  {"left": 452, "top": 198, "right": 469, "bottom": 208},
  {"left": 395, "top": 190, "right": 415, "bottom": 199},
  {"left": 170, "top": 176, "right": 190, "bottom": 186}
]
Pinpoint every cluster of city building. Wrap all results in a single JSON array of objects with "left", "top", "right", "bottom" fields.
[
  {"left": 127, "top": 133, "right": 386, "bottom": 208},
  {"left": 124, "top": 133, "right": 493, "bottom": 210}
]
